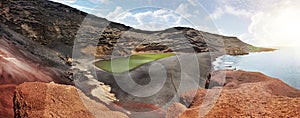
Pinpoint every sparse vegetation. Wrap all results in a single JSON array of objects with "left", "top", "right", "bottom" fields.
[
  {"left": 248, "top": 45, "right": 277, "bottom": 52},
  {"left": 248, "top": 45, "right": 261, "bottom": 52}
]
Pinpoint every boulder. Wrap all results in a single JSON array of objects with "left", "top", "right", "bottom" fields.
[
  {"left": 180, "top": 70, "right": 300, "bottom": 118},
  {"left": 14, "top": 82, "right": 128, "bottom": 118},
  {"left": 166, "top": 102, "right": 187, "bottom": 118}
]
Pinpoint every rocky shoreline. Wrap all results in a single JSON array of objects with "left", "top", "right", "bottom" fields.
[{"left": 180, "top": 70, "right": 300, "bottom": 118}]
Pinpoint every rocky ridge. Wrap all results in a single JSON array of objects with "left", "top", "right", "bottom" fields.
[{"left": 0, "top": 0, "right": 273, "bottom": 57}]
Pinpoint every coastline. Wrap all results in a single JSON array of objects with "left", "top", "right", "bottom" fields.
[{"left": 213, "top": 48, "right": 300, "bottom": 90}]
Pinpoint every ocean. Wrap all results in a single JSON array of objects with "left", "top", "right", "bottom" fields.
[{"left": 213, "top": 47, "right": 300, "bottom": 89}]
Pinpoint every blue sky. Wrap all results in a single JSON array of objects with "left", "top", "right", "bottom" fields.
[{"left": 51, "top": 0, "right": 300, "bottom": 47}]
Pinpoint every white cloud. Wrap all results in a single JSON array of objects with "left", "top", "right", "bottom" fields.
[
  {"left": 207, "top": 0, "right": 285, "bottom": 46},
  {"left": 224, "top": 6, "right": 252, "bottom": 18},
  {"left": 89, "top": 0, "right": 109, "bottom": 3},
  {"left": 210, "top": 8, "right": 224, "bottom": 20},
  {"left": 134, "top": 11, "right": 153, "bottom": 24},
  {"left": 218, "top": 0, "right": 280, "bottom": 11},
  {"left": 110, "top": 8, "right": 194, "bottom": 31},
  {"left": 106, "top": 6, "right": 125, "bottom": 20},
  {"left": 175, "top": 3, "right": 192, "bottom": 17},
  {"left": 51, "top": 0, "right": 214, "bottom": 32},
  {"left": 135, "top": 22, "right": 169, "bottom": 31},
  {"left": 210, "top": 5, "right": 252, "bottom": 20},
  {"left": 187, "top": 0, "right": 198, "bottom": 6},
  {"left": 248, "top": 0, "right": 300, "bottom": 47}
]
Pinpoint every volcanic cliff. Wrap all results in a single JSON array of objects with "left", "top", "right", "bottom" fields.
[{"left": 0, "top": 0, "right": 271, "bottom": 57}]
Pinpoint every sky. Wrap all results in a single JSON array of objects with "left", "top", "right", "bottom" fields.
[{"left": 51, "top": 0, "right": 300, "bottom": 48}]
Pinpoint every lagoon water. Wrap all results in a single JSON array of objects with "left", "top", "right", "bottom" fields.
[{"left": 213, "top": 47, "right": 300, "bottom": 89}]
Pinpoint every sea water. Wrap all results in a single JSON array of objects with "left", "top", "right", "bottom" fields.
[{"left": 213, "top": 47, "right": 300, "bottom": 89}]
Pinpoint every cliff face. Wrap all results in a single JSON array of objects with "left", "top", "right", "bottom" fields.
[
  {"left": 0, "top": 24, "right": 73, "bottom": 117},
  {"left": 0, "top": 0, "right": 266, "bottom": 57},
  {"left": 223, "top": 36, "right": 252, "bottom": 55},
  {"left": 0, "top": 0, "right": 86, "bottom": 46}
]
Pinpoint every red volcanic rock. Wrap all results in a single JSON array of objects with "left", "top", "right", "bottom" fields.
[
  {"left": 0, "top": 36, "right": 69, "bottom": 85},
  {"left": 0, "top": 84, "right": 16, "bottom": 118},
  {"left": 166, "top": 102, "right": 187, "bottom": 118},
  {"left": 0, "top": 37, "right": 69, "bottom": 117},
  {"left": 111, "top": 101, "right": 166, "bottom": 118},
  {"left": 14, "top": 82, "right": 128, "bottom": 118},
  {"left": 180, "top": 70, "right": 300, "bottom": 118},
  {"left": 180, "top": 89, "right": 207, "bottom": 108},
  {"left": 0, "top": 26, "right": 72, "bottom": 117}
]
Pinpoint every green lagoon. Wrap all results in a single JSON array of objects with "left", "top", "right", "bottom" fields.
[{"left": 95, "top": 53, "right": 176, "bottom": 73}]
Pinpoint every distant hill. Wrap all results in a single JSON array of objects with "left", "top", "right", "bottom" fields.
[{"left": 0, "top": 0, "right": 274, "bottom": 58}]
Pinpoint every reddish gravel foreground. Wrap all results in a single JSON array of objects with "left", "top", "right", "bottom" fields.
[{"left": 180, "top": 70, "right": 300, "bottom": 118}]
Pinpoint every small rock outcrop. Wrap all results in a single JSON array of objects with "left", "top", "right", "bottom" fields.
[
  {"left": 0, "top": 84, "right": 16, "bottom": 118},
  {"left": 166, "top": 102, "right": 187, "bottom": 118},
  {"left": 14, "top": 82, "right": 128, "bottom": 118}
]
